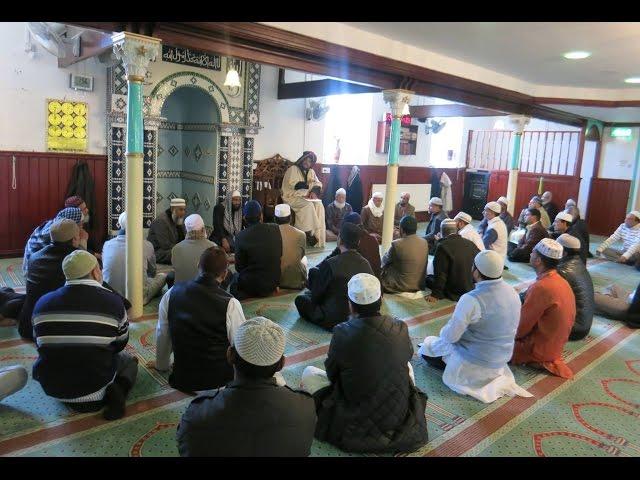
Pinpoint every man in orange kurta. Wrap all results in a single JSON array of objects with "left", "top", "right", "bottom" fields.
[{"left": 511, "top": 238, "right": 576, "bottom": 379}]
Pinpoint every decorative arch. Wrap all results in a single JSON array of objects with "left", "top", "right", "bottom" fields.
[{"left": 149, "top": 71, "right": 230, "bottom": 122}]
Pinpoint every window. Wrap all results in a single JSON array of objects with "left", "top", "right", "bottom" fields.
[
  {"left": 429, "top": 117, "right": 463, "bottom": 167},
  {"left": 322, "top": 93, "right": 374, "bottom": 164}
]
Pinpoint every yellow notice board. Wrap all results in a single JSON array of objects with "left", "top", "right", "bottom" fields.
[{"left": 46, "top": 99, "right": 88, "bottom": 153}]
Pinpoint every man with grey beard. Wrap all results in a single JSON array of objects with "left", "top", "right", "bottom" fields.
[{"left": 148, "top": 198, "right": 187, "bottom": 265}]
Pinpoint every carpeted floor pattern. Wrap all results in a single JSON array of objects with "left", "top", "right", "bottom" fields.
[{"left": 1, "top": 226, "right": 639, "bottom": 457}]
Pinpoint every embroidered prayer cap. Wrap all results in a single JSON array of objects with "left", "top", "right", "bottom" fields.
[
  {"left": 234, "top": 316, "right": 286, "bottom": 366},
  {"left": 336, "top": 188, "right": 346, "bottom": 196},
  {"left": 429, "top": 197, "right": 443, "bottom": 206},
  {"left": 49, "top": 219, "right": 79, "bottom": 243},
  {"left": 497, "top": 196, "right": 508, "bottom": 206},
  {"left": 231, "top": 190, "right": 242, "bottom": 198},
  {"left": 534, "top": 238, "right": 563, "bottom": 260},
  {"left": 557, "top": 233, "right": 581, "bottom": 250},
  {"left": 62, "top": 250, "right": 98, "bottom": 280},
  {"left": 243, "top": 200, "right": 262, "bottom": 218},
  {"left": 55, "top": 207, "right": 83, "bottom": 225},
  {"left": 274, "top": 204, "right": 291, "bottom": 218},
  {"left": 555, "top": 211, "right": 574, "bottom": 223},
  {"left": 343, "top": 212, "right": 362, "bottom": 225},
  {"left": 185, "top": 214, "right": 205, "bottom": 232},
  {"left": 118, "top": 212, "right": 127, "bottom": 230},
  {"left": 170, "top": 198, "right": 186, "bottom": 207},
  {"left": 484, "top": 201, "right": 502, "bottom": 214},
  {"left": 348, "top": 273, "right": 382, "bottom": 305},
  {"left": 628, "top": 210, "right": 640, "bottom": 221},
  {"left": 454, "top": 211, "right": 472, "bottom": 224},
  {"left": 64, "top": 195, "right": 84, "bottom": 208},
  {"left": 372, "top": 191, "right": 384, "bottom": 199},
  {"left": 474, "top": 250, "right": 504, "bottom": 279}
]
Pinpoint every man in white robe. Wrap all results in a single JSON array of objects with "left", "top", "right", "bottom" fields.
[
  {"left": 282, "top": 151, "right": 325, "bottom": 248},
  {"left": 419, "top": 250, "right": 532, "bottom": 403}
]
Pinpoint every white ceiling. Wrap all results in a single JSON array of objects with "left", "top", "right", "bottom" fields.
[{"left": 345, "top": 22, "right": 640, "bottom": 90}]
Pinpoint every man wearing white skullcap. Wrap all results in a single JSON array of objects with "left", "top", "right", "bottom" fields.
[
  {"left": 148, "top": 198, "right": 187, "bottom": 264},
  {"left": 361, "top": 191, "right": 385, "bottom": 243},
  {"left": 274, "top": 203, "right": 308, "bottom": 289},
  {"left": 596, "top": 210, "right": 640, "bottom": 266},
  {"left": 211, "top": 191, "right": 245, "bottom": 254},
  {"left": 481, "top": 201, "right": 508, "bottom": 261},
  {"left": 177, "top": 316, "right": 317, "bottom": 457},
  {"left": 423, "top": 196, "right": 449, "bottom": 250},
  {"left": 102, "top": 210, "right": 167, "bottom": 304},
  {"left": 556, "top": 234, "right": 595, "bottom": 341},
  {"left": 512, "top": 238, "right": 576, "bottom": 379},
  {"left": 478, "top": 196, "right": 515, "bottom": 239},
  {"left": 549, "top": 211, "right": 574, "bottom": 239},
  {"left": 171, "top": 213, "right": 216, "bottom": 284},
  {"left": 325, "top": 188, "right": 353, "bottom": 242},
  {"left": 454, "top": 211, "right": 485, "bottom": 251},
  {"left": 300, "top": 273, "right": 429, "bottom": 453},
  {"left": 420, "top": 250, "right": 532, "bottom": 403}
]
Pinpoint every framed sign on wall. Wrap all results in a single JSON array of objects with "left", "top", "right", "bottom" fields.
[{"left": 46, "top": 99, "right": 88, "bottom": 153}]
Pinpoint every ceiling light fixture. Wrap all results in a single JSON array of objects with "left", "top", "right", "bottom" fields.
[
  {"left": 563, "top": 51, "right": 591, "bottom": 60},
  {"left": 624, "top": 77, "right": 640, "bottom": 84}
]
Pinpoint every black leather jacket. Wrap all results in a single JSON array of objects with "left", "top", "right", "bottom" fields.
[{"left": 557, "top": 251, "right": 595, "bottom": 340}]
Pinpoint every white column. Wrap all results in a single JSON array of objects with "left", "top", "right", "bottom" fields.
[{"left": 506, "top": 115, "right": 531, "bottom": 216}]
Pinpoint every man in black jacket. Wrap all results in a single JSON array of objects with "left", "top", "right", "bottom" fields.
[
  {"left": 300, "top": 273, "right": 428, "bottom": 454},
  {"left": 147, "top": 198, "right": 187, "bottom": 264},
  {"left": 295, "top": 222, "right": 373, "bottom": 330},
  {"left": 176, "top": 317, "right": 316, "bottom": 457},
  {"left": 566, "top": 205, "right": 591, "bottom": 262},
  {"left": 426, "top": 220, "right": 479, "bottom": 302},
  {"left": 210, "top": 190, "right": 245, "bottom": 253},
  {"left": 230, "top": 200, "right": 283, "bottom": 300},
  {"left": 423, "top": 197, "right": 449, "bottom": 250},
  {"left": 557, "top": 234, "right": 594, "bottom": 340}
]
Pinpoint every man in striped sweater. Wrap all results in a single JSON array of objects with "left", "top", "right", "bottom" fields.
[
  {"left": 32, "top": 250, "right": 137, "bottom": 420},
  {"left": 596, "top": 211, "right": 640, "bottom": 265}
]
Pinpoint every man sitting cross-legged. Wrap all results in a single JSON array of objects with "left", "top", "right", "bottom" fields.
[
  {"left": 380, "top": 215, "right": 428, "bottom": 293},
  {"left": 419, "top": 250, "right": 532, "bottom": 403},
  {"left": 32, "top": 250, "right": 137, "bottom": 420},
  {"left": 507, "top": 208, "right": 549, "bottom": 263},
  {"left": 325, "top": 212, "right": 381, "bottom": 279},
  {"left": 595, "top": 210, "right": 640, "bottom": 266},
  {"left": 171, "top": 213, "right": 216, "bottom": 284},
  {"left": 275, "top": 203, "right": 308, "bottom": 290},
  {"left": 300, "top": 273, "right": 429, "bottom": 454},
  {"left": 152, "top": 246, "right": 246, "bottom": 393},
  {"left": 177, "top": 317, "right": 316, "bottom": 457}
]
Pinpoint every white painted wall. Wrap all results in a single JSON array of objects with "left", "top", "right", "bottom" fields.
[
  {"left": 0, "top": 22, "right": 108, "bottom": 154},
  {"left": 598, "top": 127, "right": 638, "bottom": 180}
]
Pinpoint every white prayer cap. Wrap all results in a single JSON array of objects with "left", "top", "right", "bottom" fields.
[
  {"left": 454, "top": 211, "right": 472, "bottom": 224},
  {"left": 234, "top": 317, "right": 286, "bottom": 366},
  {"left": 372, "top": 191, "right": 384, "bottom": 199},
  {"left": 348, "top": 273, "right": 381, "bottom": 305},
  {"left": 185, "top": 214, "right": 204, "bottom": 232},
  {"left": 628, "top": 211, "right": 640, "bottom": 221},
  {"left": 534, "top": 238, "right": 563, "bottom": 260},
  {"left": 274, "top": 204, "right": 291, "bottom": 218},
  {"left": 474, "top": 250, "right": 504, "bottom": 279},
  {"left": 485, "top": 201, "right": 502, "bottom": 214},
  {"left": 231, "top": 190, "right": 242, "bottom": 198},
  {"left": 555, "top": 212, "right": 573, "bottom": 223},
  {"left": 170, "top": 198, "right": 186, "bottom": 207},
  {"left": 429, "top": 197, "right": 443, "bottom": 206},
  {"left": 565, "top": 198, "right": 577, "bottom": 207},
  {"left": 497, "top": 196, "right": 508, "bottom": 206},
  {"left": 557, "top": 233, "right": 581, "bottom": 250},
  {"left": 118, "top": 212, "right": 127, "bottom": 229},
  {"left": 335, "top": 188, "right": 346, "bottom": 196}
]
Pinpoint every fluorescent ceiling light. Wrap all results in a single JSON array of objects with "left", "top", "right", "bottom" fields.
[
  {"left": 563, "top": 51, "right": 591, "bottom": 60},
  {"left": 624, "top": 77, "right": 640, "bottom": 84}
]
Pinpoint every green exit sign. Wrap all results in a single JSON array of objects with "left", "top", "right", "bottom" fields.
[{"left": 611, "top": 127, "right": 632, "bottom": 138}]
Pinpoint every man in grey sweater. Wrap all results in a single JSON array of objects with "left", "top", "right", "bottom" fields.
[{"left": 172, "top": 214, "right": 216, "bottom": 284}]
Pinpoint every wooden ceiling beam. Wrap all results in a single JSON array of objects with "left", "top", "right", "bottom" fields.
[{"left": 410, "top": 104, "right": 506, "bottom": 118}]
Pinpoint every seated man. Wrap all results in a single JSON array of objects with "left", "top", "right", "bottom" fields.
[
  {"left": 426, "top": 219, "right": 480, "bottom": 302},
  {"left": 594, "top": 280, "right": 640, "bottom": 328},
  {"left": 177, "top": 317, "right": 316, "bottom": 457},
  {"left": 275, "top": 204, "right": 307, "bottom": 290},
  {"left": 540, "top": 190, "right": 559, "bottom": 222},
  {"left": 300, "top": 273, "right": 428, "bottom": 454},
  {"left": 394, "top": 192, "right": 416, "bottom": 239},
  {"left": 326, "top": 212, "right": 381, "bottom": 279},
  {"left": 361, "top": 191, "right": 385, "bottom": 243},
  {"left": 423, "top": 197, "right": 448, "bottom": 250},
  {"left": 295, "top": 222, "right": 373, "bottom": 330},
  {"left": 281, "top": 151, "right": 325, "bottom": 247},
  {"left": 64, "top": 196, "right": 94, "bottom": 252},
  {"left": 153, "top": 247, "right": 246, "bottom": 393},
  {"left": 595, "top": 210, "right": 640, "bottom": 265},
  {"left": 210, "top": 190, "right": 244, "bottom": 254},
  {"left": 102, "top": 212, "right": 167, "bottom": 304},
  {"left": 478, "top": 196, "right": 514, "bottom": 237},
  {"left": 325, "top": 188, "right": 353, "bottom": 242},
  {"left": 32, "top": 250, "right": 137, "bottom": 420},
  {"left": 511, "top": 239, "right": 576, "bottom": 379},
  {"left": 566, "top": 205, "right": 591, "bottom": 261},
  {"left": 23, "top": 206, "right": 83, "bottom": 274},
  {"left": 481, "top": 202, "right": 508, "bottom": 261},
  {"left": 231, "top": 200, "right": 283, "bottom": 300},
  {"left": 381, "top": 215, "right": 428, "bottom": 293},
  {"left": 556, "top": 234, "right": 594, "bottom": 341},
  {"left": 511, "top": 196, "right": 551, "bottom": 244},
  {"left": 419, "top": 250, "right": 533, "bottom": 403},
  {"left": 507, "top": 208, "right": 549, "bottom": 263},
  {"left": 0, "top": 365, "right": 28, "bottom": 403},
  {"left": 454, "top": 211, "right": 485, "bottom": 251},
  {"left": 172, "top": 214, "right": 216, "bottom": 284},
  {"left": 147, "top": 198, "right": 187, "bottom": 265},
  {"left": 549, "top": 211, "right": 573, "bottom": 239},
  {"left": 18, "top": 219, "right": 81, "bottom": 340}
]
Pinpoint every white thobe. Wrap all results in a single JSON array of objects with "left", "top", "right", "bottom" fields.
[
  {"left": 459, "top": 224, "right": 485, "bottom": 251},
  {"left": 281, "top": 165, "right": 325, "bottom": 247},
  {"left": 418, "top": 293, "right": 533, "bottom": 404}
]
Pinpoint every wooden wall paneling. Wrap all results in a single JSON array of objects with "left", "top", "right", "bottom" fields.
[
  {"left": 487, "top": 170, "right": 509, "bottom": 203},
  {"left": 586, "top": 178, "right": 631, "bottom": 236}
]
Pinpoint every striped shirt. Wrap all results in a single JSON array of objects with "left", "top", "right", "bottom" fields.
[{"left": 597, "top": 223, "right": 640, "bottom": 259}]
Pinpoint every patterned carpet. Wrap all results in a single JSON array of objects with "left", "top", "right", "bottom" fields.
[{"left": 1, "top": 228, "right": 639, "bottom": 457}]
